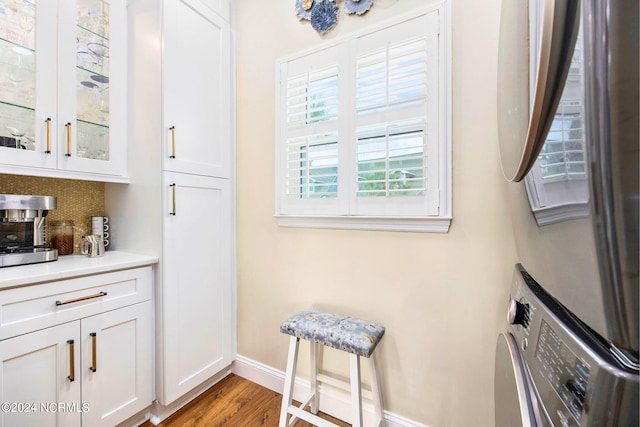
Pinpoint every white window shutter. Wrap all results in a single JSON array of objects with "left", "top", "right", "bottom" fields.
[
  {"left": 352, "top": 12, "right": 439, "bottom": 216},
  {"left": 277, "top": 45, "right": 346, "bottom": 215}
]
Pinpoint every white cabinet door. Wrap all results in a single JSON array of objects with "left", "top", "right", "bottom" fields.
[
  {"left": 0, "top": 0, "right": 127, "bottom": 181},
  {"left": 81, "top": 301, "right": 153, "bottom": 427},
  {"left": 162, "top": 0, "right": 231, "bottom": 178},
  {"left": 0, "top": 322, "right": 81, "bottom": 427},
  {"left": 161, "top": 172, "right": 232, "bottom": 404},
  {"left": 0, "top": 0, "right": 57, "bottom": 169},
  {"left": 57, "top": 0, "right": 127, "bottom": 177}
]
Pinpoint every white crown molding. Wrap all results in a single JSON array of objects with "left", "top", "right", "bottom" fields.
[{"left": 232, "top": 355, "right": 429, "bottom": 427}]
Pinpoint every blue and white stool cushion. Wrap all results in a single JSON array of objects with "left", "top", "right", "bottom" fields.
[
  {"left": 279, "top": 309, "right": 386, "bottom": 427},
  {"left": 280, "top": 310, "right": 385, "bottom": 358}
]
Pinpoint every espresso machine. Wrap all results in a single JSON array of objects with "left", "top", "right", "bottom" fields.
[{"left": 0, "top": 194, "right": 58, "bottom": 267}]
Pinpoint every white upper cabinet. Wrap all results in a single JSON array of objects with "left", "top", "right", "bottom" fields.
[
  {"left": 162, "top": 0, "right": 231, "bottom": 178},
  {"left": 0, "top": 0, "right": 127, "bottom": 182},
  {"left": 58, "top": 0, "right": 127, "bottom": 178},
  {"left": 0, "top": 1, "right": 57, "bottom": 170}
]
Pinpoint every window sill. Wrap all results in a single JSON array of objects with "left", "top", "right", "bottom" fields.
[{"left": 274, "top": 215, "right": 452, "bottom": 233}]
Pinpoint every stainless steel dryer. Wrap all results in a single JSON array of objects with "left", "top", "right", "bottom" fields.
[{"left": 495, "top": 0, "right": 639, "bottom": 424}]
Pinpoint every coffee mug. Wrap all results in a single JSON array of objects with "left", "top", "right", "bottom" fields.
[{"left": 91, "top": 216, "right": 110, "bottom": 247}]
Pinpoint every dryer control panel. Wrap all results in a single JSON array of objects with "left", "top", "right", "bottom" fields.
[{"left": 535, "top": 319, "right": 590, "bottom": 424}]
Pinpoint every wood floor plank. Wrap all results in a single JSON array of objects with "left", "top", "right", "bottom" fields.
[{"left": 142, "top": 374, "right": 350, "bottom": 427}]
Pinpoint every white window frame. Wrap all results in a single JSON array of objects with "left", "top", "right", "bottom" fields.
[{"left": 274, "top": 2, "right": 451, "bottom": 233}]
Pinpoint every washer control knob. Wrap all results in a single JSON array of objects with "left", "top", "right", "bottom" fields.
[{"left": 507, "top": 299, "right": 530, "bottom": 327}]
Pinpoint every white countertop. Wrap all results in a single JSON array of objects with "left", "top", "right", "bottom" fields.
[{"left": 0, "top": 251, "right": 158, "bottom": 290}]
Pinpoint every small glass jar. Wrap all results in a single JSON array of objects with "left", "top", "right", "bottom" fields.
[{"left": 48, "top": 220, "right": 75, "bottom": 255}]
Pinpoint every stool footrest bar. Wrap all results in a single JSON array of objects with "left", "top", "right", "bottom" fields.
[
  {"left": 287, "top": 394, "right": 316, "bottom": 426},
  {"left": 288, "top": 405, "right": 341, "bottom": 427}
]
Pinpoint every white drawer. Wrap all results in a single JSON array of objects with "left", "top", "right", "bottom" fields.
[{"left": 0, "top": 266, "right": 152, "bottom": 340}]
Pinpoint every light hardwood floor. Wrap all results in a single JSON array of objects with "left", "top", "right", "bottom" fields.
[{"left": 142, "top": 374, "right": 350, "bottom": 427}]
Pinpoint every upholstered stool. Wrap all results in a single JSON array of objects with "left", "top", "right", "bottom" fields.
[{"left": 278, "top": 310, "right": 385, "bottom": 427}]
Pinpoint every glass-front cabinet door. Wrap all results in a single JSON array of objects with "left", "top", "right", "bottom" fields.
[
  {"left": 58, "top": 0, "right": 126, "bottom": 177},
  {"left": 0, "top": 0, "right": 57, "bottom": 169},
  {"left": 0, "top": 0, "right": 126, "bottom": 180}
]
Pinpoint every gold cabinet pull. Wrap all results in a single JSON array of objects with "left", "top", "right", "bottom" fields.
[
  {"left": 55, "top": 291, "right": 107, "bottom": 306},
  {"left": 169, "top": 126, "right": 176, "bottom": 158},
  {"left": 67, "top": 339, "right": 75, "bottom": 382},
  {"left": 45, "top": 118, "right": 51, "bottom": 153},
  {"left": 65, "top": 122, "right": 72, "bottom": 156},
  {"left": 90, "top": 333, "right": 97, "bottom": 373},
  {"left": 169, "top": 183, "right": 176, "bottom": 215}
]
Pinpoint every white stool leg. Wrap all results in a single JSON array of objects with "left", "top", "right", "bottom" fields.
[
  {"left": 279, "top": 336, "right": 300, "bottom": 427},
  {"left": 310, "top": 341, "right": 319, "bottom": 414},
  {"left": 349, "top": 353, "right": 363, "bottom": 427},
  {"left": 368, "top": 352, "right": 384, "bottom": 426}
]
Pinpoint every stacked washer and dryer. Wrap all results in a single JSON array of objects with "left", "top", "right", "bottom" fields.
[{"left": 495, "top": 0, "right": 638, "bottom": 426}]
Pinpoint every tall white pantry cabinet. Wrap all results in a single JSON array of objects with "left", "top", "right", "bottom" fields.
[{"left": 106, "top": 0, "right": 235, "bottom": 418}]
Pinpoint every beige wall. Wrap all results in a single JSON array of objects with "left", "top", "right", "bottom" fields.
[{"left": 234, "top": 0, "right": 518, "bottom": 425}]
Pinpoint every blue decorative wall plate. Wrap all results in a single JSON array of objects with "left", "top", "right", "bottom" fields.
[
  {"left": 345, "top": 0, "right": 373, "bottom": 15},
  {"left": 296, "top": 0, "right": 316, "bottom": 20},
  {"left": 299, "top": 0, "right": 373, "bottom": 34},
  {"left": 310, "top": 1, "right": 339, "bottom": 35}
]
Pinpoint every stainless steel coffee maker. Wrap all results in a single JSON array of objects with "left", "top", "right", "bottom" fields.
[{"left": 0, "top": 194, "right": 58, "bottom": 267}]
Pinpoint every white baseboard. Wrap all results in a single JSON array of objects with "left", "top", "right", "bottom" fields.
[
  {"left": 232, "top": 355, "right": 428, "bottom": 427},
  {"left": 116, "top": 407, "right": 151, "bottom": 427},
  {"left": 149, "top": 367, "right": 233, "bottom": 425}
]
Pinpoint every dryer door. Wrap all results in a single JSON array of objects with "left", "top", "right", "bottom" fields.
[{"left": 495, "top": 333, "right": 535, "bottom": 427}]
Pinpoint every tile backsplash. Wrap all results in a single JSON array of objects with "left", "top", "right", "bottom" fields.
[{"left": 0, "top": 174, "right": 105, "bottom": 254}]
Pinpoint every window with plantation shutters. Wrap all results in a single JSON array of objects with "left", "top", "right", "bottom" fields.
[{"left": 275, "top": 6, "right": 451, "bottom": 232}]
